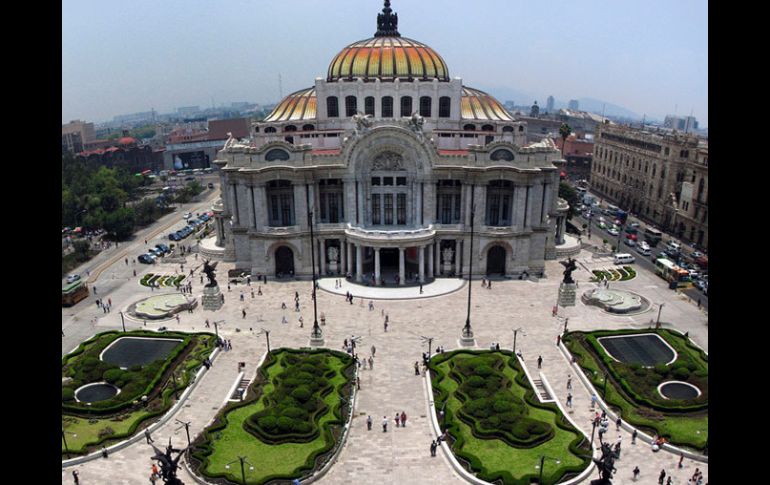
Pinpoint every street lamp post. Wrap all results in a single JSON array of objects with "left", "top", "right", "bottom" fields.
[
  {"left": 119, "top": 311, "right": 126, "bottom": 333},
  {"left": 257, "top": 328, "right": 271, "bottom": 353},
  {"left": 656, "top": 303, "right": 664, "bottom": 329},
  {"left": 225, "top": 456, "right": 254, "bottom": 485},
  {"left": 512, "top": 327, "right": 525, "bottom": 355},
  {"left": 175, "top": 419, "right": 192, "bottom": 448},
  {"left": 308, "top": 210, "right": 323, "bottom": 345},
  {"left": 213, "top": 320, "right": 224, "bottom": 340},
  {"left": 421, "top": 336, "right": 434, "bottom": 358},
  {"left": 62, "top": 429, "right": 77, "bottom": 458},
  {"left": 590, "top": 418, "right": 598, "bottom": 446},
  {"left": 461, "top": 204, "right": 475, "bottom": 344},
  {"left": 537, "top": 455, "right": 561, "bottom": 484}
]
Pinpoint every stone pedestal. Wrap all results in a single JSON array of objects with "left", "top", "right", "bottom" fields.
[
  {"left": 443, "top": 262, "right": 453, "bottom": 275},
  {"left": 459, "top": 327, "right": 476, "bottom": 347},
  {"left": 328, "top": 262, "right": 338, "bottom": 274},
  {"left": 202, "top": 285, "right": 224, "bottom": 311},
  {"left": 558, "top": 282, "right": 578, "bottom": 307}
]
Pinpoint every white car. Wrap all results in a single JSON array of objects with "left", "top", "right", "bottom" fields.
[
  {"left": 66, "top": 274, "right": 81, "bottom": 283},
  {"left": 183, "top": 212, "right": 192, "bottom": 219},
  {"left": 624, "top": 238, "right": 636, "bottom": 247},
  {"left": 608, "top": 227, "right": 620, "bottom": 236}
]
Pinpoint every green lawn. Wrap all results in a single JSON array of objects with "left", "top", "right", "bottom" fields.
[
  {"left": 565, "top": 330, "right": 708, "bottom": 449},
  {"left": 432, "top": 351, "right": 590, "bottom": 485},
  {"left": 196, "top": 350, "right": 352, "bottom": 484}
]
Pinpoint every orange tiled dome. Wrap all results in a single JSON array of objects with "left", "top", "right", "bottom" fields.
[{"left": 327, "top": 36, "right": 449, "bottom": 82}]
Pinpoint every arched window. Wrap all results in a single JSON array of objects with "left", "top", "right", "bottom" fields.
[
  {"left": 518, "top": 125, "right": 524, "bottom": 132},
  {"left": 381, "top": 96, "right": 394, "bottom": 118},
  {"left": 502, "top": 126, "right": 514, "bottom": 132},
  {"left": 481, "top": 124, "right": 494, "bottom": 132},
  {"left": 419, "top": 96, "right": 432, "bottom": 117},
  {"left": 302, "top": 124, "right": 315, "bottom": 131},
  {"left": 326, "top": 97, "right": 339, "bottom": 118},
  {"left": 364, "top": 96, "right": 375, "bottom": 116},
  {"left": 463, "top": 124, "right": 476, "bottom": 131},
  {"left": 345, "top": 96, "right": 358, "bottom": 117},
  {"left": 439, "top": 96, "right": 451, "bottom": 118},
  {"left": 284, "top": 125, "right": 297, "bottom": 132},
  {"left": 264, "top": 127, "right": 277, "bottom": 133},
  {"left": 400, "top": 96, "right": 413, "bottom": 117}
]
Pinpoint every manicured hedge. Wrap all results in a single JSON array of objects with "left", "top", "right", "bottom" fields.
[
  {"left": 450, "top": 354, "right": 553, "bottom": 447},
  {"left": 62, "top": 330, "right": 216, "bottom": 455},
  {"left": 563, "top": 329, "right": 708, "bottom": 449},
  {"left": 190, "top": 348, "right": 354, "bottom": 484},
  {"left": 430, "top": 350, "right": 591, "bottom": 485}
]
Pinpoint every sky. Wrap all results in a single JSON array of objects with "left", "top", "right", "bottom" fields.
[{"left": 62, "top": 0, "right": 708, "bottom": 127}]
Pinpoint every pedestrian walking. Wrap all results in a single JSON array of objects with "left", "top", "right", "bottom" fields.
[
  {"left": 556, "top": 334, "right": 561, "bottom": 346},
  {"left": 678, "top": 452, "right": 684, "bottom": 468},
  {"left": 299, "top": 316, "right": 304, "bottom": 327},
  {"left": 371, "top": 345, "right": 376, "bottom": 357},
  {"left": 401, "top": 411, "right": 407, "bottom": 427},
  {"left": 227, "top": 284, "right": 231, "bottom": 292},
  {"left": 240, "top": 292, "right": 244, "bottom": 301},
  {"left": 242, "top": 309, "right": 246, "bottom": 319},
  {"left": 395, "top": 413, "right": 400, "bottom": 427},
  {"left": 488, "top": 280, "right": 492, "bottom": 289},
  {"left": 430, "top": 440, "right": 437, "bottom": 457},
  {"left": 382, "top": 416, "right": 388, "bottom": 432},
  {"left": 295, "top": 301, "right": 300, "bottom": 312},
  {"left": 566, "top": 375, "right": 572, "bottom": 390},
  {"left": 666, "top": 477, "right": 672, "bottom": 485},
  {"left": 658, "top": 469, "right": 666, "bottom": 484},
  {"left": 697, "top": 298, "right": 701, "bottom": 308},
  {"left": 414, "top": 361, "right": 420, "bottom": 375},
  {"left": 72, "top": 470, "right": 80, "bottom": 484},
  {"left": 151, "top": 463, "right": 159, "bottom": 479},
  {"left": 369, "top": 300, "right": 374, "bottom": 311},
  {"left": 566, "top": 393, "right": 573, "bottom": 408},
  {"left": 356, "top": 376, "right": 361, "bottom": 390},
  {"left": 368, "top": 356, "right": 374, "bottom": 370},
  {"left": 384, "top": 321, "right": 388, "bottom": 332},
  {"left": 258, "top": 286, "right": 262, "bottom": 295},
  {"left": 632, "top": 466, "right": 640, "bottom": 480},
  {"left": 616, "top": 417, "right": 622, "bottom": 430},
  {"left": 537, "top": 355, "right": 543, "bottom": 369},
  {"left": 145, "top": 428, "right": 154, "bottom": 444},
  {"left": 176, "top": 314, "right": 180, "bottom": 324},
  {"left": 419, "top": 283, "right": 423, "bottom": 294},
  {"left": 367, "top": 415, "right": 372, "bottom": 430},
  {"left": 632, "top": 428, "right": 637, "bottom": 444}
]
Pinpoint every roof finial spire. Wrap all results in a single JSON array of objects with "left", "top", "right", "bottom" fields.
[{"left": 375, "top": 0, "right": 400, "bottom": 37}]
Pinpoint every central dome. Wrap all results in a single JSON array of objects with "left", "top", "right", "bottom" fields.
[{"left": 327, "top": 36, "right": 449, "bottom": 82}]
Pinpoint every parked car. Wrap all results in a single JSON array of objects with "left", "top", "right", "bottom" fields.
[
  {"left": 628, "top": 222, "right": 640, "bottom": 229},
  {"left": 138, "top": 253, "right": 156, "bottom": 264},
  {"left": 155, "top": 243, "right": 170, "bottom": 254},
  {"left": 597, "top": 221, "right": 607, "bottom": 230},
  {"left": 66, "top": 274, "right": 81, "bottom": 283},
  {"left": 624, "top": 238, "right": 636, "bottom": 247},
  {"left": 691, "top": 251, "right": 704, "bottom": 259},
  {"left": 183, "top": 212, "right": 192, "bottom": 219},
  {"left": 148, "top": 247, "right": 164, "bottom": 257},
  {"left": 608, "top": 227, "right": 620, "bottom": 236}
]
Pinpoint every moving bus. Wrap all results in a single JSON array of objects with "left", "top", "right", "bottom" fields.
[
  {"left": 644, "top": 227, "right": 663, "bottom": 247},
  {"left": 62, "top": 280, "right": 89, "bottom": 307},
  {"left": 655, "top": 258, "right": 691, "bottom": 288}
]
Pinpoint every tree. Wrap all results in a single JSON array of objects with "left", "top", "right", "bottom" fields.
[
  {"left": 559, "top": 123, "right": 572, "bottom": 159},
  {"left": 559, "top": 182, "right": 579, "bottom": 221},
  {"left": 73, "top": 240, "right": 91, "bottom": 262}
]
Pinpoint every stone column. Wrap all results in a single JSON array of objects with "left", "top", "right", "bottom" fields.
[
  {"left": 230, "top": 184, "right": 240, "bottom": 226},
  {"left": 356, "top": 244, "right": 363, "bottom": 283},
  {"left": 347, "top": 241, "right": 353, "bottom": 276},
  {"left": 456, "top": 240, "right": 462, "bottom": 276},
  {"left": 340, "top": 238, "right": 347, "bottom": 275},
  {"left": 399, "top": 247, "right": 406, "bottom": 285},
  {"left": 374, "top": 247, "right": 381, "bottom": 285},
  {"left": 514, "top": 184, "right": 527, "bottom": 230},
  {"left": 319, "top": 238, "right": 326, "bottom": 275},
  {"left": 255, "top": 185, "right": 267, "bottom": 228},
  {"left": 427, "top": 242, "right": 434, "bottom": 278},
  {"left": 435, "top": 239, "right": 441, "bottom": 275},
  {"left": 419, "top": 245, "right": 425, "bottom": 283},
  {"left": 215, "top": 218, "right": 225, "bottom": 246},
  {"left": 295, "top": 183, "right": 308, "bottom": 229},
  {"left": 247, "top": 185, "right": 256, "bottom": 229}
]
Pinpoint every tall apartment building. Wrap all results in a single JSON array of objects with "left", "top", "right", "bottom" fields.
[
  {"left": 568, "top": 99, "right": 579, "bottom": 111},
  {"left": 546, "top": 95, "right": 555, "bottom": 113},
  {"left": 62, "top": 120, "right": 95, "bottom": 153},
  {"left": 590, "top": 124, "right": 707, "bottom": 249}
]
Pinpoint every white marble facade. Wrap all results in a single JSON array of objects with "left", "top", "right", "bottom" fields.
[{"left": 211, "top": 3, "right": 565, "bottom": 281}]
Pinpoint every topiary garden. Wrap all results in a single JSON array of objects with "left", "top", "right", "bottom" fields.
[
  {"left": 61, "top": 330, "right": 216, "bottom": 457},
  {"left": 190, "top": 348, "right": 354, "bottom": 484},
  {"left": 430, "top": 350, "right": 591, "bottom": 485},
  {"left": 563, "top": 329, "right": 708, "bottom": 450}
]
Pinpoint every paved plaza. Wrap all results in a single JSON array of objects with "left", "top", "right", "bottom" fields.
[{"left": 62, "top": 242, "right": 708, "bottom": 484}]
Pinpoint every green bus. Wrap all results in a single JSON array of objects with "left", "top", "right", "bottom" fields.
[{"left": 62, "top": 280, "right": 89, "bottom": 307}]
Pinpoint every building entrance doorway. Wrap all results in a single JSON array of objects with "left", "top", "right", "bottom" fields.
[
  {"left": 486, "top": 246, "right": 506, "bottom": 276},
  {"left": 275, "top": 246, "right": 294, "bottom": 277}
]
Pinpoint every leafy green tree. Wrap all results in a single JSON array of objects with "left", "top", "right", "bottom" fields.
[
  {"left": 72, "top": 240, "right": 91, "bottom": 262},
  {"left": 558, "top": 182, "right": 579, "bottom": 220}
]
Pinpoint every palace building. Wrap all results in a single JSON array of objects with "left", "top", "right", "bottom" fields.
[{"left": 205, "top": 1, "right": 567, "bottom": 283}]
